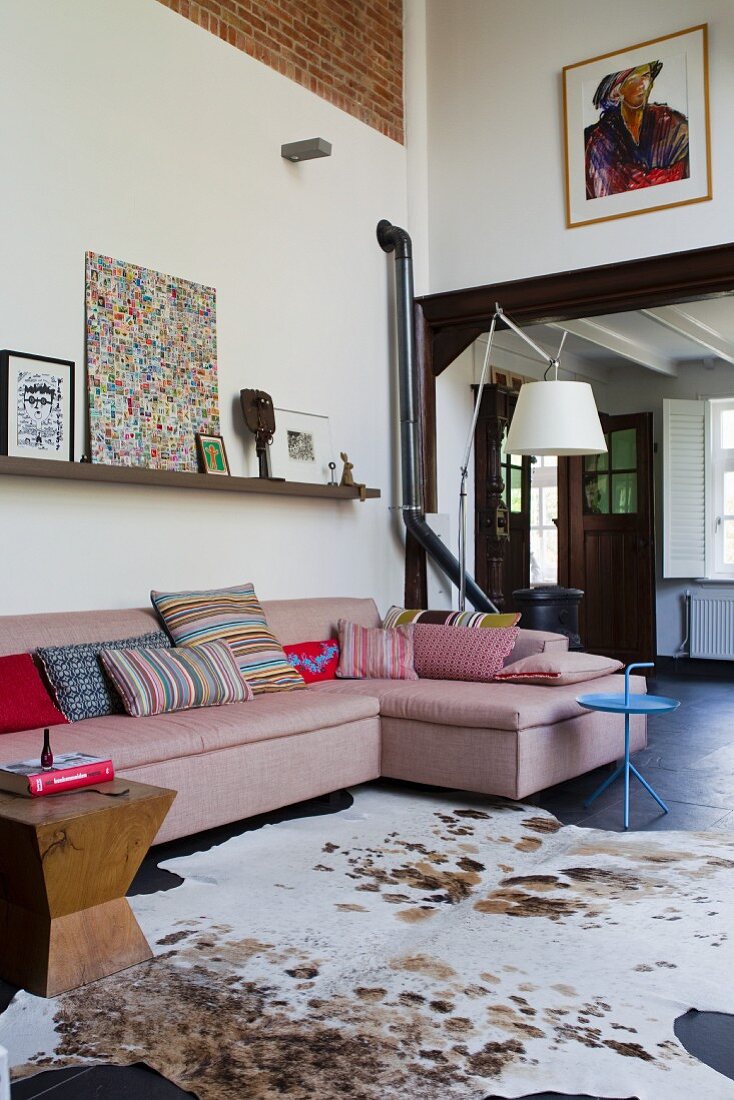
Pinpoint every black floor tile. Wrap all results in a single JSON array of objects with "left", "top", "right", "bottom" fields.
[
  {"left": 675, "top": 1010, "right": 734, "bottom": 1082},
  {"left": 12, "top": 1063, "right": 193, "bottom": 1098},
  {"left": 578, "top": 796, "right": 727, "bottom": 832}
]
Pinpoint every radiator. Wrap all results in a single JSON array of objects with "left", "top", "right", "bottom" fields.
[{"left": 689, "top": 593, "right": 734, "bottom": 660}]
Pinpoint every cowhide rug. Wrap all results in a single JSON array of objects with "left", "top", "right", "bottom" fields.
[{"left": 2, "top": 785, "right": 733, "bottom": 1099}]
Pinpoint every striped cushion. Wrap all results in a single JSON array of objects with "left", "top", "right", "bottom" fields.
[
  {"left": 335, "top": 620, "right": 417, "bottom": 680},
  {"left": 383, "top": 606, "right": 520, "bottom": 629},
  {"left": 151, "top": 583, "right": 304, "bottom": 695},
  {"left": 100, "top": 641, "right": 253, "bottom": 717}
]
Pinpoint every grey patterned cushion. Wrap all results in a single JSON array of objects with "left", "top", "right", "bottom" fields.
[{"left": 37, "top": 631, "right": 172, "bottom": 722}]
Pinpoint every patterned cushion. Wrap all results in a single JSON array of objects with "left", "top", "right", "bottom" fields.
[
  {"left": 495, "top": 651, "right": 623, "bottom": 686},
  {"left": 413, "top": 623, "right": 519, "bottom": 682},
  {"left": 335, "top": 620, "right": 417, "bottom": 680},
  {"left": 283, "top": 640, "right": 339, "bottom": 684},
  {"left": 37, "top": 631, "right": 172, "bottom": 722},
  {"left": 0, "top": 653, "right": 68, "bottom": 734},
  {"left": 151, "top": 583, "right": 304, "bottom": 695},
  {"left": 383, "top": 606, "right": 520, "bottom": 629},
  {"left": 101, "top": 641, "right": 253, "bottom": 718}
]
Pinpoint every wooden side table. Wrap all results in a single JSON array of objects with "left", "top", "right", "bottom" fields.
[{"left": 0, "top": 778, "right": 175, "bottom": 997}]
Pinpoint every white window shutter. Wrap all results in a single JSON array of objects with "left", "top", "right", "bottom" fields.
[{"left": 663, "top": 398, "right": 706, "bottom": 578}]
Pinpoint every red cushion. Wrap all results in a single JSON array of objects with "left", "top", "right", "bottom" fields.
[
  {"left": 283, "top": 640, "right": 340, "bottom": 684},
  {"left": 0, "top": 653, "right": 68, "bottom": 734}
]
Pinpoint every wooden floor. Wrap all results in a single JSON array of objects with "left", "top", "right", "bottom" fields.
[{"left": 6, "top": 671, "right": 734, "bottom": 1100}]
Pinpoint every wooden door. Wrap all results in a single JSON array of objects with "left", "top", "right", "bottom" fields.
[
  {"left": 558, "top": 412, "right": 656, "bottom": 663},
  {"left": 474, "top": 385, "right": 530, "bottom": 610}
]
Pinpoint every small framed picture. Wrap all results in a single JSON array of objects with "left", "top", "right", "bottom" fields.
[
  {"left": 0, "top": 350, "right": 74, "bottom": 461},
  {"left": 196, "top": 432, "right": 230, "bottom": 476},
  {"left": 563, "top": 24, "right": 711, "bottom": 228},
  {"left": 268, "top": 409, "right": 334, "bottom": 484}
]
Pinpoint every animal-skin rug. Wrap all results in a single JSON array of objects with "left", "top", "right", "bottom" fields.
[{"left": 2, "top": 785, "right": 734, "bottom": 1099}]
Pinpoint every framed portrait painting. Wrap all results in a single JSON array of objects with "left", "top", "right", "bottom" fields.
[
  {"left": 0, "top": 351, "right": 74, "bottom": 461},
  {"left": 563, "top": 24, "right": 711, "bottom": 228}
]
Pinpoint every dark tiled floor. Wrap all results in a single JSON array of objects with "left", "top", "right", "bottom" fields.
[{"left": 6, "top": 673, "right": 734, "bottom": 1099}]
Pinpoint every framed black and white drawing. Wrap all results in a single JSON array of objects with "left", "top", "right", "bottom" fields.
[
  {"left": 0, "top": 351, "right": 75, "bottom": 461},
  {"left": 268, "top": 409, "right": 334, "bottom": 484}
]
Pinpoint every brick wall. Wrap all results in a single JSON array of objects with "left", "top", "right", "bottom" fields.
[{"left": 155, "top": 0, "right": 404, "bottom": 143}]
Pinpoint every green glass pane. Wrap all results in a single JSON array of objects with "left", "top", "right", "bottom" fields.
[
  {"left": 584, "top": 474, "right": 609, "bottom": 514},
  {"left": 510, "top": 466, "right": 522, "bottom": 513},
  {"left": 611, "top": 428, "right": 636, "bottom": 470},
  {"left": 725, "top": 471, "right": 734, "bottom": 515},
  {"left": 500, "top": 428, "right": 507, "bottom": 462},
  {"left": 611, "top": 472, "right": 637, "bottom": 513},
  {"left": 584, "top": 448, "right": 609, "bottom": 473},
  {"left": 510, "top": 454, "right": 522, "bottom": 468}
]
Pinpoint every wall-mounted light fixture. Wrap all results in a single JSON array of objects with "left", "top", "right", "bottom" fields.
[{"left": 281, "top": 138, "right": 332, "bottom": 162}]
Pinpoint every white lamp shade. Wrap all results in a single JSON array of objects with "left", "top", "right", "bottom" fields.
[{"left": 505, "top": 380, "right": 607, "bottom": 456}]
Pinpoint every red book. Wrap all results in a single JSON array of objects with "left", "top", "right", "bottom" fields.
[{"left": 0, "top": 753, "right": 115, "bottom": 798}]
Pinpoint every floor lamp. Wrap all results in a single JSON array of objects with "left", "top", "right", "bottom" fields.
[{"left": 458, "top": 304, "right": 607, "bottom": 611}]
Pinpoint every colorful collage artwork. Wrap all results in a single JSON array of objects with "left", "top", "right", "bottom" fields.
[{"left": 85, "top": 253, "right": 219, "bottom": 471}]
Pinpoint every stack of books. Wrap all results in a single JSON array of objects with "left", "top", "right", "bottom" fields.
[{"left": 0, "top": 753, "right": 114, "bottom": 798}]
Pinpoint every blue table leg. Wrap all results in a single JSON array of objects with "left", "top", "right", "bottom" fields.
[
  {"left": 623, "top": 713, "right": 630, "bottom": 830},
  {"left": 629, "top": 762, "right": 669, "bottom": 813},
  {"left": 584, "top": 760, "right": 625, "bottom": 808}
]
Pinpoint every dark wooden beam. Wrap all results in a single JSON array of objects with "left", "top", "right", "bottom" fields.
[{"left": 418, "top": 241, "right": 734, "bottom": 375}]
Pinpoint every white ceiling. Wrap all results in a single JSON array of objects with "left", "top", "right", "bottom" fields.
[{"left": 494, "top": 297, "right": 734, "bottom": 378}]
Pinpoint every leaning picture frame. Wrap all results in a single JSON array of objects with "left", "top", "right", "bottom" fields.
[
  {"left": 268, "top": 409, "right": 334, "bottom": 484},
  {"left": 0, "top": 350, "right": 74, "bottom": 462},
  {"left": 563, "top": 24, "right": 711, "bottom": 228},
  {"left": 195, "top": 432, "right": 230, "bottom": 476}
]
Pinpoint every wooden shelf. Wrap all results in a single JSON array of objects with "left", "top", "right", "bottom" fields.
[{"left": 0, "top": 456, "right": 380, "bottom": 501}]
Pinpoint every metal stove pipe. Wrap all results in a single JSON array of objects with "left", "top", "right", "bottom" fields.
[{"left": 377, "top": 219, "right": 497, "bottom": 613}]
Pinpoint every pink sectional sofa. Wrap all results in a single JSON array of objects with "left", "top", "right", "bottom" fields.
[{"left": 0, "top": 597, "right": 647, "bottom": 844}]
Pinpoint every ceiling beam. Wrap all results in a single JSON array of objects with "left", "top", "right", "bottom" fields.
[
  {"left": 548, "top": 318, "right": 678, "bottom": 376},
  {"left": 642, "top": 305, "right": 734, "bottom": 366}
]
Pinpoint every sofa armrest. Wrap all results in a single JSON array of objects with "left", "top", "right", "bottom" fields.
[{"left": 505, "top": 628, "right": 569, "bottom": 664}]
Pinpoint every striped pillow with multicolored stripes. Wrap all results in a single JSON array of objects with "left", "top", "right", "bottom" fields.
[
  {"left": 335, "top": 620, "right": 417, "bottom": 680},
  {"left": 383, "top": 606, "right": 520, "bottom": 629},
  {"left": 100, "top": 641, "right": 253, "bottom": 717},
  {"left": 151, "top": 583, "right": 305, "bottom": 695}
]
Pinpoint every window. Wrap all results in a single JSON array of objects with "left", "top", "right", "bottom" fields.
[
  {"left": 530, "top": 456, "right": 557, "bottom": 583},
  {"left": 707, "top": 399, "right": 734, "bottom": 579},
  {"left": 662, "top": 397, "right": 734, "bottom": 580},
  {"left": 583, "top": 428, "right": 637, "bottom": 515}
]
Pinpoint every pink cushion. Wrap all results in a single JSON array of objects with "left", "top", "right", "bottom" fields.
[
  {"left": 413, "top": 623, "right": 519, "bottom": 682},
  {"left": 336, "top": 621, "right": 417, "bottom": 681},
  {"left": 0, "top": 653, "right": 68, "bottom": 734},
  {"left": 495, "top": 650, "right": 623, "bottom": 686}
]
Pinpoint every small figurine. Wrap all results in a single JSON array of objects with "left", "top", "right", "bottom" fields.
[
  {"left": 41, "top": 728, "right": 53, "bottom": 770},
  {"left": 328, "top": 460, "right": 337, "bottom": 487},
  {"left": 339, "top": 452, "right": 367, "bottom": 501}
]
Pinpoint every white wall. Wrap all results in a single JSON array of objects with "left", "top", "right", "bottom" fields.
[
  {"left": 0, "top": 0, "right": 408, "bottom": 614},
  {"left": 425, "top": 0, "right": 734, "bottom": 291}
]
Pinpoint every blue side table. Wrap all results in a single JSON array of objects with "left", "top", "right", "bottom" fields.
[{"left": 576, "top": 662, "right": 680, "bottom": 830}]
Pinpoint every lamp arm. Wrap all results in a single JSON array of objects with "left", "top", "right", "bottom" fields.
[{"left": 496, "top": 306, "right": 556, "bottom": 369}]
